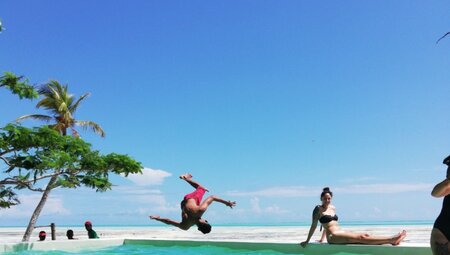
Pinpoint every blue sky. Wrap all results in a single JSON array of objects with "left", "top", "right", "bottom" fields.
[{"left": 1, "top": 1, "right": 450, "bottom": 227}]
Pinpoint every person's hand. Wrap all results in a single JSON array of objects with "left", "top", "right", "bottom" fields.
[
  {"left": 227, "top": 201, "right": 236, "bottom": 208},
  {"left": 149, "top": 215, "right": 160, "bottom": 220},
  {"left": 300, "top": 241, "right": 308, "bottom": 248}
]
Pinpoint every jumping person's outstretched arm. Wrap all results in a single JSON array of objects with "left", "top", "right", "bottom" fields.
[{"left": 201, "top": 195, "right": 236, "bottom": 210}]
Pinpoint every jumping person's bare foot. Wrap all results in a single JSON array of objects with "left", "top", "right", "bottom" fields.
[
  {"left": 392, "top": 230, "right": 407, "bottom": 245},
  {"left": 149, "top": 215, "right": 160, "bottom": 220},
  {"left": 179, "top": 173, "right": 192, "bottom": 180},
  {"left": 180, "top": 173, "right": 209, "bottom": 191}
]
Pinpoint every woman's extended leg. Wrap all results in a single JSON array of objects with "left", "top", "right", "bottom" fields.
[{"left": 329, "top": 230, "right": 406, "bottom": 245}]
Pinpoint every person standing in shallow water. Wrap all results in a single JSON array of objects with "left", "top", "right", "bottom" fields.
[
  {"left": 150, "top": 173, "right": 236, "bottom": 234},
  {"left": 85, "top": 221, "right": 99, "bottom": 239},
  {"left": 66, "top": 229, "right": 77, "bottom": 240},
  {"left": 300, "top": 187, "right": 407, "bottom": 247},
  {"left": 430, "top": 155, "right": 450, "bottom": 255},
  {"left": 38, "top": 231, "right": 46, "bottom": 241}
]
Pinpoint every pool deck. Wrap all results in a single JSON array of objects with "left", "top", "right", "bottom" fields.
[{"left": 0, "top": 238, "right": 432, "bottom": 255}]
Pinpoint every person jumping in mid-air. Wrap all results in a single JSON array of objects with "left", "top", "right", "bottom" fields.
[{"left": 149, "top": 173, "right": 236, "bottom": 234}]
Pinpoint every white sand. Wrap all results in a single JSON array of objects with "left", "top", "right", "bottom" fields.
[{"left": 0, "top": 225, "right": 432, "bottom": 245}]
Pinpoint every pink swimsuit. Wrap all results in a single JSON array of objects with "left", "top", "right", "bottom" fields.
[{"left": 183, "top": 187, "right": 207, "bottom": 206}]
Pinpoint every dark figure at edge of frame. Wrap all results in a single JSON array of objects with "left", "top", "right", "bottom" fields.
[
  {"left": 150, "top": 173, "right": 236, "bottom": 234},
  {"left": 430, "top": 155, "right": 450, "bottom": 255}
]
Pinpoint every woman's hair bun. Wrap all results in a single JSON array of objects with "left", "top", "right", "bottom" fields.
[{"left": 320, "top": 187, "right": 333, "bottom": 199}]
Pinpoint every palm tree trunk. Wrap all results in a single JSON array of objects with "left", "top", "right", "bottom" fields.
[{"left": 22, "top": 175, "right": 57, "bottom": 242}]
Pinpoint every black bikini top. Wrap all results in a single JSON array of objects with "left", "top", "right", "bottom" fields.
[{"left": 319, "top": 214, "right": 338, "bottom": 224}]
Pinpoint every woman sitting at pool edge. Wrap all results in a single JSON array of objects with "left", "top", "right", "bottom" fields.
[{"left": 300, "top": 187, "right": 407, "bottom": 247}]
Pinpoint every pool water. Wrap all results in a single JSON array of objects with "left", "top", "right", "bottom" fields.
[
  {"left": 4, "top": 242, "right": 425, "bottom": 255},
  {"left": 3, "top": 244, "right": 321, "bottom": 255},
  {"left": 100, "top": 245, "right": 301, "bottom": 255}
]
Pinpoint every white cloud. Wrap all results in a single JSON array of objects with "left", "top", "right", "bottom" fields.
[
  {"left": 250, "top": 197, "right": 261, "bottom": 213},
  {"left": 338, "top": 176, "right": 378, "bottom": 183},
  {"left": 248, "top": 197, "right": 289, "bottom": 215},
  {"left": 373, "top": 207, "right": 382, "bottom": 215},
  {"left": 335, "top": 183, "right": 433, "bottom": 194},
  {"left": 0, "top": 194, "right": 70, "bottom": 218},
  {"left": 113, "top": 186, "right": 163, "bottom": 196},
  {"left": 227, "top": 183, "right": 433, "bottom": 198},
  {"left": 103, "top": 183, "right": 178, "bottom": 214},
  {"left": 227, "top": 186, "right": 317, "bottom": 197},
  {"left": 125, "top": 167, "right": 172, "bottom": 186}
]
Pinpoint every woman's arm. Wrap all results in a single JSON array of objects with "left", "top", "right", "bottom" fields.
[
  {"left": 431, "top": 178, "right": 450, "bottom": 197},
  {"left": 300, "top": 206, "right": 320, "bottom": 248}
]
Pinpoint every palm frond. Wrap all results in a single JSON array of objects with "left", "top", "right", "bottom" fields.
[
  {"left": 25, "top": 80, "right": 102, "bottom": 137},
  {"left": 38, "top": 81, "right": 58, "bottom": 98},
  {"left": 58, "top": 101, "right": 68, "bottom": 113},
  {"left": 16, "top": 114, "right": 52, "bottom": 123},
  {"left": 436, "top": 32, "right": 450, "bottom": 44},
  {"left": 36, "top": 81, "right": 75, "bottom": 121},
  {"left": 69, "top": 92, "right": 90, "bottom": 113},
  {"left": 76, "top": 120, "right": 106, "bottom": 137}
]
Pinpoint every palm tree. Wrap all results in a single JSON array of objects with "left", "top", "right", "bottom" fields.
[
  {"left": 16, "top": 80, "right": 105, "bottom": 137},
  {"left": 16, "top": 80, "right": 105, "bottom": 241}
]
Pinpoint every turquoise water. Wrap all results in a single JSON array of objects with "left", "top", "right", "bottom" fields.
[
  {"left": 3, "top": 244, "right": 359, "bottom": 255},
  {"left": 4, "top": 245, "right": 299, "bottom": 255},
  {"left": 3, "top": 240, "right": 429, "bottom": 255}
]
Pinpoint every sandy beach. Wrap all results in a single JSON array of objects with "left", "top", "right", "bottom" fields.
[{"left": 0, "top": 225, "right": 432, "bottom": 245}]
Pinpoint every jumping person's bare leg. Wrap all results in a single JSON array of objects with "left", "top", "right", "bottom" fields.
[
  {"left": 180, "top": 173, "right": 209, "bottom": 191},
  {"left": 149, "top": 215, "right": 182, "bottom": 229}
]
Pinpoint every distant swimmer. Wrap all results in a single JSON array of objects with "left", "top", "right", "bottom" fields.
[
  {"left": 300, "top": 187, "right": 406, "bottom": 247},
  {"left": 430, "top": 155, "right": 450, "bottom": 255},
  {"left": 84, "top": 221, "right": 99, "bottom": 239},
  {"left": 150, "top": 173, "right": 236, "bottom": 234}
]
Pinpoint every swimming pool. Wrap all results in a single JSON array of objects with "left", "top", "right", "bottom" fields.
[
  {"left": 5, "top": 244, "right": 303, "bottom": 255},
  {"left": 1, "top": 239, "right": 432, "bottom": 255},
  {"left": 0, "top": 244, "right": 379, "bottom": 255}
]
